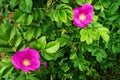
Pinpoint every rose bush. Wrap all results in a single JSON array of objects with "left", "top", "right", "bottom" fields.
[{"left": 0, "top": 0, "right": 120, "bottom": 80}]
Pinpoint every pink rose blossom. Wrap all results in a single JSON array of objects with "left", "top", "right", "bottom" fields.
[
  {"left": 12, "top": 47, "right": 40, "bottom": 72},
  {"left": 73, "top": 4, "right": 94, "bottom": 28}
]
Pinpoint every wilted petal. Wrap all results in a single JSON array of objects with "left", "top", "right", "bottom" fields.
[{"left": 41, "top": 62, "right": 48, "bottom": 69}]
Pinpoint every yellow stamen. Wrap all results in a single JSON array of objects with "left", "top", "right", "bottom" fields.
[
  {"left": 79, "top": 13, "right": 86, "bottom": 20},
  {"left": 22, "top": 59, "right": 31, "bottom": 66}
]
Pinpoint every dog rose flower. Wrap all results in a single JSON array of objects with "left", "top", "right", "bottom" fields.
[
  {"left": 73, "top": 4, "right": 94, "bottom": 28},
  {"left": 12, "top": 47, "right": 40, "bottom": 72}
]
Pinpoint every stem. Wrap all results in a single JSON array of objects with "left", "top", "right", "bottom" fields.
[{"left": 25, "top": 72, "right": 28, "bottom": 79}]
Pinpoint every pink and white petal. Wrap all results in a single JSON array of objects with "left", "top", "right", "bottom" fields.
[
  {"left": 12, "top": 57, "right": 22, "bottom": 69},
  {"left": 73, "top": 8, "right": 80, "bottom": 15},
  {"left": 73, "top": 18, "right": 81, "bottom": 25},
  {"left": 82, "top": 4, "right": 93, "bottom": 14},
  {"left": 73, "top": 19, "right": 86, "bottom": 28},
  {"left": 24, "top": 60, "right": 40, "bottom": 71},
  {"left": 79, "top": 22, "right": 87, "bottom": 28},
  {"left": 27, "top": 48, "right": 40, "bottom": 59},
  {"left": 84, "top": 15, "right": 92, "bottom": 24},
  {"left": 12, "top": 51, "right": 27, "bottom": 69},
  {"left": 20, "top": 66, "right": 30, "bottom": 72}
]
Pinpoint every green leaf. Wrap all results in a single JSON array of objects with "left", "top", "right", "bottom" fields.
[
  {"left": 56, "top": 21, "right": 63, "bottom": 28},
  {"left": 39, "top": 9, "right": 45, "bottom": 19},
  {"left": 2, "top": 66, "right": 14, "bottom": 78},
  {"left": 92, "top": 49, "right": 107, "bottom": 62},
  {"left": 0, "top": 39, "right": 7, "bottom": 46},
  {"left": 64, "top": 21, "right": 72, "bottom": 26},
  {"left": 45, "top": 41, "right": 60, "bottom": 53},
  {"left": 13, "top": 9, "right": 23, "bottom": 21},
  {"left": 28, "top": 76, "right": 39, "bottom": 80},
  {"left": 47, "top": 0, "right": 53, "bottom": 7},
  {"left": 33, "top": 9, "right": 39, "bottom": 20},
  {"left": 0, "top": 47, "right": 13, "bottom": 52},
  {"left": 29, "top": 41, "right": 36, "bottom": 49},
  {"left": 59, "top": 10, "right": 67, "bottom": 23},
  {"left": 61, "top": 0, "right": 70, "bottom": 3},
  {"left": 10, "top": 0, "right": 19, "bottom": 9},
  {"left": 2, "top": 7, "right": 8, "bottom": 17},
  {"left": 93, "top": 15, "right": 99, "bottom": 22},
  {"left": 54, "top": 50, "right": 65, "bottom": 59},
  {"left": 0, "top": 59, "right": 13, "bottom": 78},
  {"left": 0, "top": 0, "right": 2, "bottom": 9},
  {"left": 19, "top": 44, "right": 26, "bottom": 50},
  {"left": 103, "top": 0, "right": 111, "bottom": 9},
  {"left": 75, "top": 0, "right": 84, "bottom": 5},
  {"left": 24, "top": 29, "right": 34, "bottom": 41},
  {"left": 16, "top": 74, "right": 26, "bottom": 80},
  {"left": 94, "top": 2, "right": 101, "bottom": 10},
  {"left": 85, "top": 0, "right": 92, "bottom": 3},
  {"left": 27, "top": 14, "right": 33, "bottom": 25},
  {"left": 9, "top": 26, "right": 16, "bottom": 41},
  {"left": 0, "top": 27, "right": 6, "bottom": 40},
  {"left": 56, "top": 38, "right": 67, "bottom": 47},
  {"left": 65, "top": 8, "right": 73, "bottom": 20},
  {"left": 19, "top": 0, "right": 33, "bottom": 13},
  {"left": 61, "top": 4, "right": 72, "bottom": 10},
  {"left": 5, "top": 24, "right": 16, "bottom": 41},
  {"left": 108, "top": 14, "right": 119, "bottom": 21},
  {"left": 16, "top": 13, "right": 27, "bottom": 23},
  {"left": 80, "top": 29, "right": 88, "bottom": 42},
  {"left": 88, "top": 29, "right": 97, "bottom": 40},
  {"left": 109, "top": 2, "right": 119, "bottom": 15},
  {"left": 53, "top": 10, "right": 60, "bottom": 22},
  {"left": 86, "top": 37, "right": 93, "bottom": 45},
  {"left": 14, "top": 36, "right": 22, "bottom": 47},
  {"left": 92, "top": 22, "right": 103, "bottom": 28},
  {"left": 33, "top": 27, "right": 41, "bottom": 39},
  {"left": 96, "top": 27, "right": 109, "bottom": 42},
  {"left": 70, "top": 49, "right": 77, "bottom": 59},
  {"left": 78, "top": 64, "right": 83, "bottom": 71},
  {"left": 41, "top": 51, "right": 56, "bottom": 60},
  {"left": 60, "top": 63, "right": 70, "bottom": 72},
  {"left": 100, "top": 32, "right": 109, "bottom": 42},
  {"left": 112, "top": 45, "right": 117, "bottom": 53},
  {"left": 53, "top": 4, "right": 73, "bottom": 22},
  {"left": 70, "top": 53, "right": 76, "bottom": 59},
  {"left": 0, "top": 66, "right": 8, "bottom": 77},
  {"left": 80, "top": 28, "right": 99, "bottom": 44},
  {"left": 36, "top": 36, "right": 46, "bottom": 50}
]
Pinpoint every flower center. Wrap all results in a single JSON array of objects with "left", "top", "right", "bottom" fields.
[
  {"left": 22, "top": 59, "right": 31, "bottom": 66},
  {"left": 79, "top": 13, "right": 86, "bottom": 20}
]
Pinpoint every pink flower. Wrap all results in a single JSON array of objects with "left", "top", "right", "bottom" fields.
[
  {"left": 73, "top": 4, "right": 94, "bottom": 28},
  {"left": 12, "top": 47, "right": 40, "bottom": 72}
]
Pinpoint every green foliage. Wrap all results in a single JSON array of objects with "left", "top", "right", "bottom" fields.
[
  {"left": 92, "top": 48, "right": 107, "bottom": 62},
  {"left": 76, "top": 0, "right": 92, "bottom": 5},
  {"left": 0, "top": 0, "right": 119, "bottom": 79},
  {"left": 80, "top": 22, "right": 109, "bottom": 44},
  {"left": 51, "top": 4, "right": 73, "bottom": 22},
  {"left": 0, "top": 59, "right": 14, "bottom": 78},
  {"left": 45, "top": 41, "right": 60, "bottom": 53},
  {"left": 19, "top": 0, "right": 33, "bottom": 13},
  {"left": 36, "top": 36, "right": 46, "bottom": 50}
]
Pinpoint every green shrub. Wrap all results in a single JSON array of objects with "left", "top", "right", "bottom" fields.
[{"left": 0, "top": 0, "right": 120, "bottom": 80}]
